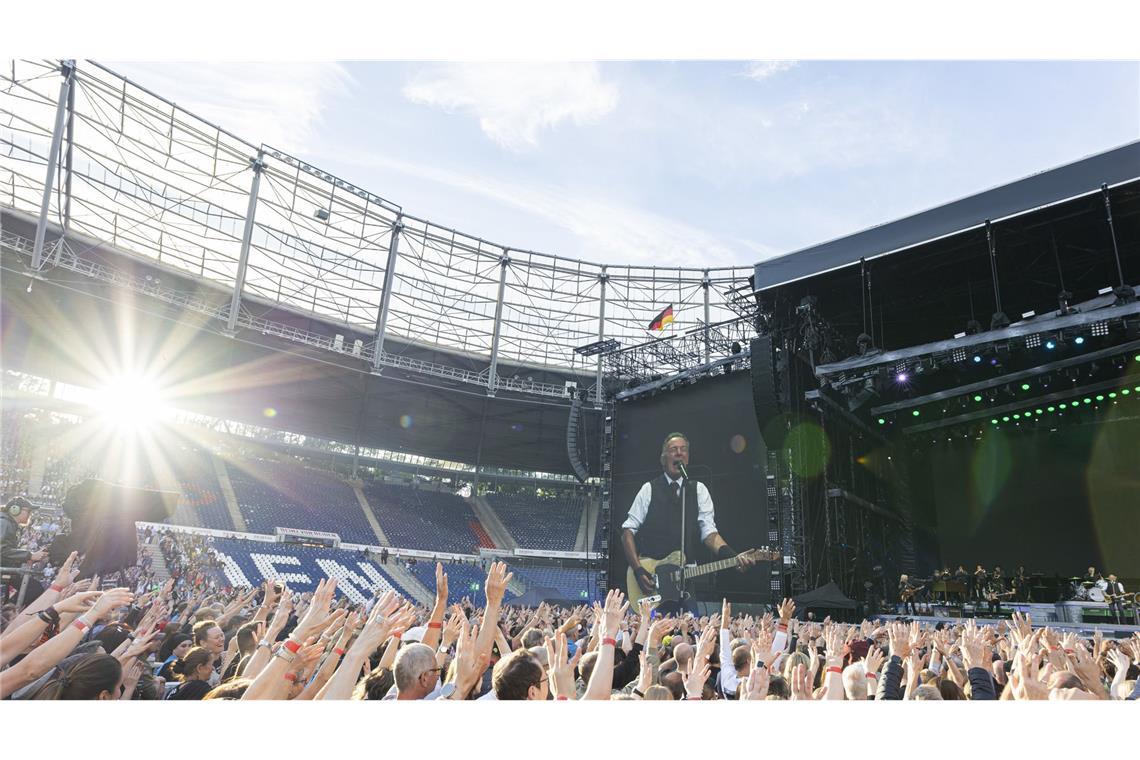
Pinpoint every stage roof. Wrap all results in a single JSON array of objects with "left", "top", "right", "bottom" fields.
[{"left": 752, "top": 140, "right": 1140, "bottom": 293}]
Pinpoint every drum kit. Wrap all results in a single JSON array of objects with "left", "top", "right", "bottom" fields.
[{"left": 1070, "top": 577, "right": 1108, "bottom": 602}]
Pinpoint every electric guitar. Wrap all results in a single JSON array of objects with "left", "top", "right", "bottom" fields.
[
  {"left": 627, "top": 547, "right": 781, "bottom": 607},
  {"left": 900, "top": 585, "right": 925, "bottom": 601}
]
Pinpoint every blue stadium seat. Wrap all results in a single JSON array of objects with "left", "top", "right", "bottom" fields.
[
  {"left": 226, "top": 461, "right": 377, "bottom": 544},
  {"left": 484, "top": 492, "right": 584, "bottom": 551},
  {"left": 364, "top": 482, "right": 482, "bottom": 553}
]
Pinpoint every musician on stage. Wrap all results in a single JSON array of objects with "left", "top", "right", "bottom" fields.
[
  {"left": 992, "top": 566, "right": 1005, "bottom": 593},
  {"left": 1105, "top": 574, "right": 1127, "bottom": 624},
  {"left": 1083, "top": 566, "right": 1102, "bottom": 585},
  {"left": 898, "top": 574, "right": 918, "bottom": 616},
  {"left": 973, "top": 564, "right": 988, "bottom": 601},
  {"left": 954, "top": 565, "right": 970, "bottom": 605},
  {"left": 1013, "top": 566, "right": 1030, "bottom": 602},
  {"left": 621, "top": 432, "right": 759, "bottom": 608}
]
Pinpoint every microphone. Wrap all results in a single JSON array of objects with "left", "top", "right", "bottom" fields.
[{"left": 676, "top": 461, "right": 689, "bottom": 480}]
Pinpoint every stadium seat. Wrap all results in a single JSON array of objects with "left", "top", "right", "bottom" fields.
[
  {"left": 364, "top": 482, "right": 482, "bottom": 554},
  {"left": 484, "top": 492, "right": 584, "bottom": 551}
]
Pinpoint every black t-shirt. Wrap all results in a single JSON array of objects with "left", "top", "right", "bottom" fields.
[{"left": 166, "top": 679, "right": 212, "bottom": 701}]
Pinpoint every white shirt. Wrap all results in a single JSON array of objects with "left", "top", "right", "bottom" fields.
[
  {"left": 621, "top": 473, "right": 718, "bottom": 541},
  {"left": 717, "top": 627, "right": 787, "bottom": 696}
]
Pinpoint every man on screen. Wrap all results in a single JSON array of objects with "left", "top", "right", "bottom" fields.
[{"left": 621, "top": 432, "right": 758, "bottom": 607}]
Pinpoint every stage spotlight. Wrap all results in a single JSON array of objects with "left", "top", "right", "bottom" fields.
[
  {"left": 1020, "top": 383, "right": 1030, "bottom": 391},
  {"left": 973, "top": 395, "right": 982, "bottom": 402},
  {"left": 895, "top": 372, "right": 909, "bottom": 384},
  {"left": 877, "top": 418, "right": 886, "bottom": 425},
  {"left": 1045, "top": 340, "right": 1056, "bottom": 350},
  {"left": 1095, "top": 395, "right": 1104, "bottom": 402},
  {"left": 972, "top": 355, "right": 982, "bottom": 364},
  {"left": 1074, "top": 336, "right": 1085, "bottom": 345},
  {"left": 1122, "top": 389, "right": 1132, "bottom": 395},
  {"left": 93, "top": 375, "right": 166, "bottom": 431},
  {"left": 911, "top": 410, "right": 920, "bottom": 417}
]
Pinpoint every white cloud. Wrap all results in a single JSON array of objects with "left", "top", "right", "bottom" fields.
[
  {"left": 741, "top": 60, "right": 798, "bottom": 81},
  {"left": 106, "top": 62, "right": 352, "bottom": 153},
  {"left": 335, "top": 148, "right": 764, "bottom": 268},
  {"left": 401, "top": 63, "right": 619, "bottom": 151}
]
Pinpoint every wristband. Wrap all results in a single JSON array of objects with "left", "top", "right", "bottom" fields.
[
  {"left": 334, "top": 647, "right": 346, "bottom": 656},
  {"left": 602, "top": 637, "right": 618, "bottom": 648},
  {"left": 257, "top": 639, "right": 272, "bottom": 650},
  {"left": 632, "top": 688, "right": 645, "bottom": 697},
  {"left": 777, "top": 623, "right": 788, "bottom": 632},
  {"left": 283, "top": 638, "right": 302, "bottom": 654},
  {"left": 274, "top": 648, "right": 297, "bottom": 664},
  {"left": 556, "top": 695, "right": 569, "bottom": 701},
  {"left": 866, "top": 672, "right": 878, "bottom": 680},
  {"left": 72, "top": 618, "right": 90, "bottom": 633},
  {"left": 428, "top": 622, "right": 443, "bottom": 630},
  {"left": 283, "top": 672, "right": 298, "bottom": 683},
  {"left": 826, "top": 666, "right": 842, "bottom": 674},
  {"left": 50, "top": 583, "right": 65, "bottom": 592}
]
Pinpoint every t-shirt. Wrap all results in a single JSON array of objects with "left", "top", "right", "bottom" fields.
[{"left": 166, "top": 679, "right": 212, "bottom": 701}]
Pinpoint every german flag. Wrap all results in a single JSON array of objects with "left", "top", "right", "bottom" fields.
[{"left": 647, "top": 304, "right": 675, "bottom": 331}]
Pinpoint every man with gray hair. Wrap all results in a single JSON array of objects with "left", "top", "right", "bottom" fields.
[{"left": 391, "top": 643, "right": 441, "bottom": 700}]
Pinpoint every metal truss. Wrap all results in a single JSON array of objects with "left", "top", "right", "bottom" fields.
[
  {"left": 2, "top": 59, "right": 754, "bottom": 395},
  {"left": 604, "top": 316, "right": 758, "bottom": 388}
]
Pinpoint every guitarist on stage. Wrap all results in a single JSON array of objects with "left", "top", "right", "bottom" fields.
[
  {"left": 898, "top": 574, "right": 919, "bottom": 616},
  {"left": 621, "top": 432, "right": 759, "bottom": 612}
]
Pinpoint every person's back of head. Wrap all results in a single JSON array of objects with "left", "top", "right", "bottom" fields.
[
  {"left": 731, "top": 645, "right": 751, "bottom": 676},
  {"left": 643, "top": 684, "right": 673, "bottom": 700},
  {"left": 353, "top": 667, "right": 395, "bottom": 700},
  {"left": 132, "top": 672, "right": 164, "bottom": 700},
  {"left": 766, "top": 674, "right": 790, "bottom": 700},
  {"left": 94, "top": 623, "right": 133, "bottom": 655},
  {"left": 171, "top": 646, "right": 212, "bottom": 682},
  {"left": 235, "top": 621, "right": 260, "bottom": 655},
  {"left": 493, "top": 650, "right": 545, "bottom": 700},
  {"left": 31, "top": 654, "right": 122, "bottom": 700},
  {"left": 661, "top": 671, "right": 685, "bottom": 701},
  {"left": 521, "top": 628, "right": 545, "bottom": 649},
  {"left": 842, "top": 662, "right": 866, "bottom": 700},
  {"left": 782, "top": 651, "right": 809, "bottom": 683},
  {"left": 578, "top": 651, "right": 598, "bottom": 685},
  {"left": 393, "top": 643, "right": 438, "bottom": 698},
  {"left": 528, "top": 645, "right": 549, "bottom": 671},
  {"left": 912, "top": 684, "right": 943, "bottom": 700},
  {"left": 1048, "top": 671, "right": 1084, "bottom": 692},
  {"left": 673, "top": 642, "right": 694, "bottom": 672},
  {"left": 938, "top": 679, "right": 964, "bottom": 700},
  {"left": 203, "top": 678, "right": 251, "bottom": 700}
]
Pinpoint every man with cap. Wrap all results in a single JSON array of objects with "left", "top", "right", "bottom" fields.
[{"left": 1, "top": 496, "right": 48, "bottom": 603}]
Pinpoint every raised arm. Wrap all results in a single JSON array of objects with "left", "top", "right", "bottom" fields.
[
  {"left": 421, "top": 563, "right": 449, "bottom": 651},
  {"left": 581, "top": 589, "right": 627, "bottom": 700}
]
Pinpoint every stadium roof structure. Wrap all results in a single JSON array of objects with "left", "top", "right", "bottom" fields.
[{"left": 752, "top": 140, "right": 1140, "bottom": 293}]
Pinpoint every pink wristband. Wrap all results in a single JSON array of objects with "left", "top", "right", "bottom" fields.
[{"left": 602, "top": 637, "right": 618, "bottom": 648}]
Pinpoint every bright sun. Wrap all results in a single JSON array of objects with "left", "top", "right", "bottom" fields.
[{"left": 93, "top": 374, "right": 168, "bottom": 431}]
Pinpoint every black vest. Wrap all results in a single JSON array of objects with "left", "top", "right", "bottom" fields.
[{"left": 635, "top": 476, "right": 703, "bottom": 562}]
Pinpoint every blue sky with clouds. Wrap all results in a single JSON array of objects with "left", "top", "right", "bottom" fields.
[{"left": 111, "top": 60, "right": 1138, "bottom": 269}]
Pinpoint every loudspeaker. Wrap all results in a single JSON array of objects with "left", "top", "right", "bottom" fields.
[
  {"left": 750, "top": 335, "right": 787, "bottom": 450},
  {"left": 566, "top": 399, "right": 589, "bottom": 483},
  {"left": 62, "top": 480, "right": 179, "bottom": 576}
]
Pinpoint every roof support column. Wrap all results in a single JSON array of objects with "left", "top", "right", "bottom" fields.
[
  {"left": 703, "top": 271, "right": 711, "bottom": 365},
  {"left": 595, "top": 268, "right": 608, "bottom": 409},
  {"left": 31, "top": 61, "right": 74, "bottom": 271},
  {"left": 225, "top": 150, "right": 265, "bottom": 333},
  {"left": 487, "top": 252, "right": 510, "bottom": 397},
  {"left": 371, "top": 215, "right": 404, "bottom": 371}
]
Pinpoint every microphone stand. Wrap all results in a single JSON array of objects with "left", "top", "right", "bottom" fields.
[{"left": 677, "top": 462, "right": 689, "bottom": 603}]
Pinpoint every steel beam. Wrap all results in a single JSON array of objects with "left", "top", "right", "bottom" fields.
[
  {"left": 487, "top": 253, "right": 510, "bottom": 396},
  {"left": 225, "top": 151, "right": 265, "bottom": 333},
  {"left": 595, "top": 269, "right": 608, "bottom": 408},
  {"left": 371, "top": 215, "right": 404, "bottom": 371},
  {"left": 30, "top": 61, "right": 74, "bottom": 271}
]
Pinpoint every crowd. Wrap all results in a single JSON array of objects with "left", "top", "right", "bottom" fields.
[{"left": 2, "top": 499, "right": 1139, "bottom": 702}]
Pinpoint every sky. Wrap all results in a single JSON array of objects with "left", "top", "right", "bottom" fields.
[{"left": 108, "top": 60, "right": 1139, "bottom": 270}]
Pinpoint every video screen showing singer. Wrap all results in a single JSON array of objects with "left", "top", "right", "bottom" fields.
[{"left": 621, "top": 432, "right": 759, "bottom": 613}]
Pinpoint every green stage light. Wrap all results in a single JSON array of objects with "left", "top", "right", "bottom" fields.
[
  {"left": 1083, "top": 398, "right": 1092, "bottom": 404},
  {"left": 991, "top": 419, "right": 998, "bottom": 425},
  {"left": 1109, "top": 392, "right": 1117, "bottom": 399},
  {"left": 1123, "top": 389, "right": 1131, "bottom": 395},
  {"left": 1021, "top": 383, "right": 1031, "bottom": 391},
  {"left": 877, "top": 418, "right": 886, "bottom": 425},
  {"left": 1095, "top": 395, "right": 1104, "bottom": 402},
  {"left": 1034, "top": 408, "right": 1042, "bottom": 414},
  {"left": 912, "top": 410, "right": 920, "bottom": 417},
  {"left": 1060, "top": 403, "right": 1068, "bottom": 409},
  {"left": 1002, "top": 416, "right": 1010, "bottom": 422},
  {"left": 973, "top": 395, "right": 983, "bottom": 402},
  {"left": 1013, "top": 414, "right": 1020, "bottom": 419},
  {"left": 1047, "top": 406, "right": 1055, "bottom": 412}
]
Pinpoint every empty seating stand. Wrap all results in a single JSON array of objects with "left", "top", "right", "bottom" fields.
[
  {"left": 226, "top": 460, "right": 377, "bottom": 545},
  {"left": 484, "top": 492, "right": 583, "bottom": 551},
  {"left": 364, "top": 482, "right": 481, "bottom": 554}
]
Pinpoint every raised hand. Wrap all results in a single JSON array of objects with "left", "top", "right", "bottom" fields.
[
  {"left": 484, "top": 561, "right": 513, "bottom": 608},
  {"left": 52, "top": 590, "right": 101, "bottom": 615},
  {"left": 544, "top": 632, "right": 578, "bottom": 700},
  {"left": 601, "top": 589, "right": 628, "bottom": 639},
  {"left": 776, "top": 598, "right": 796, "bottom": 623},
  {"left": 959, "top": 620, "right": 986, "bottom": 670},
  {"left": 86, "top": 588, "right": 134, "bottom": 623},
  {"left": 685, "top": 660, "right": 710, "bottom": 699},
  {"left": 887, "top": 621, "right": 913, "bottom": 660},
  {"left": 449, "top": 617, "right": 489, "bottom": 700},
  {"left": 741, "top": 665, "right": 770, "bottom": 700},
  {"left": 292, "top": 579, "right": 337, "bottom": 640},
  {"left": 790, "top": 663, "right": 813, "bottom": 700},
  {"left": 721, "top": 598, "right": 731, "bottom": 628},
  {"left": 434, "top": 562, "right": 449, "bottom": 605},
  {"left": 864, "top": 645, "right": 885, "bottom": 681},
  {"left": 52, "top": 551, "right": 81, "bottom": 588}
]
